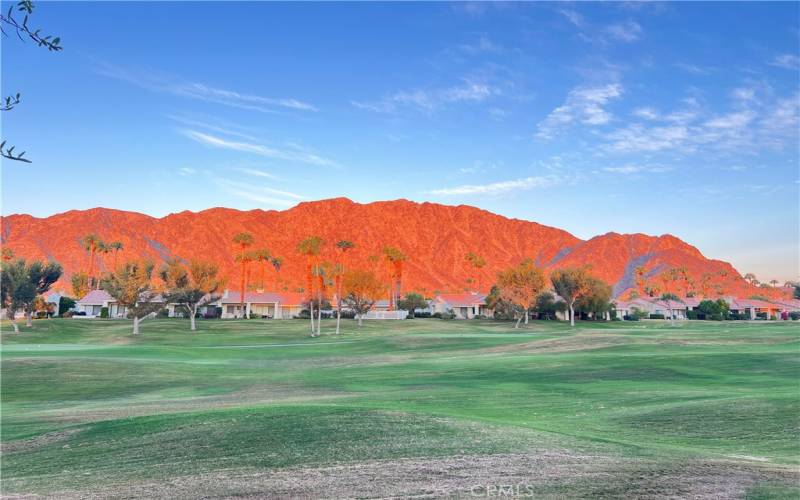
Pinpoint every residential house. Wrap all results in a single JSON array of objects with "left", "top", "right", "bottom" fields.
[
  {"left": 218, "top": 291, "right": 306, "bottom": 319},
  {"left": 76, "top": 289, "right": 164, "bottom": 318},
  {"left": 432, "top": 293, "right": 490, "bottom": 319},
  {"left": 76, "top": 290, "right": 115, "bottom": 317},
  {"left": 726, "top": 298, "right": 782, "bottom": 319}
]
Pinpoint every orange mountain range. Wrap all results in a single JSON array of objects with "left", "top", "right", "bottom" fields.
[{"left": 0, "top": 198, "right": 781, "bottom": 300}]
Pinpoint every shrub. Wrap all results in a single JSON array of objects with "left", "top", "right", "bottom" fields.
[
  {"left": 338, "top": 310, "right": 356, "bottom": 319},
  {"left": 622, "top": 315, "right": 639, "bottom": 321},
  {"left": 157, "top": 308, "right": 170, "bottom": 318},
  {"left": 686, "top": 310, "right": 699, "bottom": 320},
  {"left": 414, "top": 311, "right": 432, "bottom": 318},
  {"left": 100, "top": 307, "right": 109, "bottom": 318},
  {"left": 58, "top": 296, "right": 76, "bottom": 316},
  {"left": 36, "top": 311, "right": 48, "bottom": 319},
  {"left": 649, "top": 313, "right": 665, "bottom": 320},
  {"left": 789, "top": 312, "right": 800, "bottom": 321},
  {"left": 709, "top": 313, "right": 723, "bottom": 321},
  {"left": 756, "top": 312, "right": 767, "bottom": 320},
  {"left": 473, "top": 314, "right": 487, "bottom": 320},
  {"left": 437, "top": 309, "right": 456, "bottom": 320}
]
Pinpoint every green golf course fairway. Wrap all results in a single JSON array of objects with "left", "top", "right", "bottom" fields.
[{"left": 2, "top": 318, "right": 799, "bottom": 498}]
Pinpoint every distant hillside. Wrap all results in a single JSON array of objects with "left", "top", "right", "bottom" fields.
[{"left": 0, "top": 198, "right": 775, "bottom": 299}]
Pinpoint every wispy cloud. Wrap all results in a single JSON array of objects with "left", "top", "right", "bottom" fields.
[
  {"left": 605, "top": 21, "right": 642, "bottom": 42},
  {"left": 352, "top": 79, "right": 500, "bottom": 113},
  {"left": 602, "top": 89, "right": 799, "bottom": 154},
  {"left": 213, "top": 178, "right": 304, "bottom": 207},
  {"left": 458, "top": 35, "right": 503, "bottom": 54},
  {"left": 178, "top": 167, "right": 196, "bottom": 176},
  {"left": 559, "top": 9, "right": 585, "bottom": 28},
  {"left": 181, "top": 130, "right": 336, "bottom": 166},
  {"left": 431, "top": 175, "right": 562, "bottom": 195},
  {"left": 97, "top": 63, "right": 316, "bottom": 113},
  {"left": 536, "top": 83, "right": 623, "bottom": 139},
  {"left": 769, "top": 53, "right": 800, "bottom": 70},
  {"left": 602, "top": 164, "right": 671, "bottom": 175},
  {"left": 167, "top": 114, "right": 259, "bottom": 141},
  {"left": 233, "top": 167, "right": 277, "bottom": 179},
  {"left": 632, "top": 107, "right": 659, "bottom": 120},
  {"left": 559, "top": 8, "right": 643, "bottom": 45},
  {"left": 674, "top": 62, "right": 714, "bottom": 75}
]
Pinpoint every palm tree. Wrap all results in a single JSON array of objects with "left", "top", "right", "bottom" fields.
[
  {"left": 95, "top": 241, "right": 112, "bottom": 289},
  {"left": 81, "top": 234, "right": 103, "bottom": 289},
  {"left": 252, "top": 248, "right": 272, "bottom": 291},
  {"left": 270, "top": 256, "right": 283, "bottom": 291},
  {"left": 464, "top": 252, "right": 486, "bottom": 292},
  {"left": 769, "top": 279, "right": 779, "bottom": 287},
  {"left": 335, "top": 240, "right": 355, "bottom": 335},
  {"left": 2, "top": 248, "right": 14, "bottom": 261},
  {"left": 232, "top": 232, "right": 254, "bottom": 318},
  {"left": 297, "top": 236, "right": 324, "bottom": 335},
  {"left": 107, "top": 241, "right": 124, "bottom": 270},
  {"left": 382, "top": 247, "right": 406, "bottom": 311}
]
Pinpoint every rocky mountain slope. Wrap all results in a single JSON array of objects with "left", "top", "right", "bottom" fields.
[{"left": 1, "top": 198, "right": 769, "bottom": 298}]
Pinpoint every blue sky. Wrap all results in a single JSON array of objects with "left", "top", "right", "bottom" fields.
[{"left": 2, "top": 1, "right": 798, "bottom": 281}]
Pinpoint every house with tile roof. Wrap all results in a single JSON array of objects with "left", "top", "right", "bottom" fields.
[
  {"left": 217, "top": 290, "right": 306, "bottom": 319},
  {"left": 432, "top": 292, "right": 490, "bottom": 319}
]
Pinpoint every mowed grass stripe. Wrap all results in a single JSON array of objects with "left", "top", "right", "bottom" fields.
[{"left": 1, "top": 318, "right": 798, "bottom": 496}]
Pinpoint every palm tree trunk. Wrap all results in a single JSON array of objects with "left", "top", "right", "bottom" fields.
[
  {"left": 336, "top": 295, "right": 341, "bottom": 335},
  {"left": 133, "top": 316, "right": 140, "bottom": 335},
  {"left": 25, "top": 310, "right": 32, "bottom": 327},
  {"left": 11, "top": 320, "right": 19, "bottom": 333},
  {"left": 524, "top": 310, "right": 529, "bottom": 324},
  {"left": 190, "top": 305, "right": 197, "bottom": 331},
  {"left": 240, "top": 246, "right": 246, "bottom": 319},
  {"left": 570, "top": 304, "right": 575, "bottom": 326},
  {"left": 309, "top": 302, "right": 315, "bottom": 336},
  {"left": 316, "top": 287, "right": 323, "bottom": 336}
]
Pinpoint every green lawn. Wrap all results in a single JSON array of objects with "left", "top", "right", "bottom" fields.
[{"left": 2, "top": 317, "right": 799, "bottom": 498}]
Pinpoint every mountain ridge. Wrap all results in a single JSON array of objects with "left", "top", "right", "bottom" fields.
[{"left": 0, "top": 198, "right": 775, "bottom": 299}]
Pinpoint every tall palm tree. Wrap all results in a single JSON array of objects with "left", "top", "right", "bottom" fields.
[
  {"left": 232, "top": 232, "right": 254, "bottom": 318},
  {"left": 95, "top": 241, "right": 111, "bottom": 289},
  {"left": 252, "top": 248, "right": 271, "bottom": 291},
  {"left": 335, "top": 240, "right": 355, "bottom": 335},
  {"left": 464, "top": 252, "right": 486, "bottom": 292},
  {"left": 81, "top": 234, "right": 103, "bottom": 289},
  {"left": 297, "top": 236, "right": 324, "bottom": 335},
  {"left": 270, "top": 256, "right": 283, "bottom": 291},
  {"left": 382, "top": 246, "right": 406, "bottom": 311},
  {"left": 107, "top": 241, "right": 124, "bottom": 270}
]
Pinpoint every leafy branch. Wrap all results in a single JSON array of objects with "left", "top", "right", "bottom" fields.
[
  {"left": 0, "top": 1, "right": 62, "bottom": 51},
  {"left": 2, "top": 93, "right": 21, "bottom": 111},
  {"left": 1, "top": 1, "right": 62, "bottom": 164},
  {"left": 0, "top": 141, "right": 31, "bottom": 163}
]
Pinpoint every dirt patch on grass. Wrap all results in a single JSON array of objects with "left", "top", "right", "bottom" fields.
[
  {"left": 480, "top": 334, "right": 632, "bottom": 355},
  {"left": 1, "top": 428, "right": 84, "bottom": 454},
  {"left": 8, "top": 452, "right": 797, "bottom": 499},
  {"left": 30, "top": 385, "right": 351, "bottom": 426}
]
